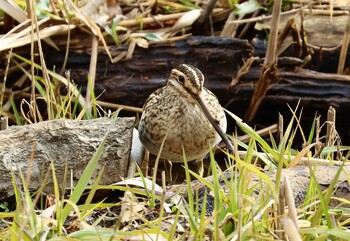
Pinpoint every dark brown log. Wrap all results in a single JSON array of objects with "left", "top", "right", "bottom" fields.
[
  {"left": 45, "top": 34, "right": 350, "bottom": 143},
  {"left": 45, "top": 36, "right": 254, "bottom": 108},
  {"left": 6, "top": 36, "right": 350, "bottom": 143}
]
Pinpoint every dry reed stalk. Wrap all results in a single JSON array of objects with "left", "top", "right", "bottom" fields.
[
  {"left": 244, "top": 0, "right": 281, "bottom": 122},
  {"left": 86, "top": 35, "right": 99, "bottom": 109},
  {"left": 337, "top": 11, "right": 350, "bottom": 74}
]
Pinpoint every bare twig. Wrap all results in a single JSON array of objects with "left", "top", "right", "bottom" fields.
[{"left": 228, "top": 56, "right": 259, "bottom": 91}]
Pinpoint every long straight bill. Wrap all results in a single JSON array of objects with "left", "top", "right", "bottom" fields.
[{"left": 194, "top": 95, "right": 234, "bottom": 153}]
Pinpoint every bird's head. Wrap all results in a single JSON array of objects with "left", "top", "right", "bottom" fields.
[{"left": 167, "top": 64, "right": 204, "bottom": 99}]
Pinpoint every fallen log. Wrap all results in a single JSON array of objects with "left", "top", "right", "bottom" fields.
[
  {"left": 7, "top": 36, "right": 350, "bottom": 143},
  {"left": 0, "top": 117, "right": 135, "bottom": 201},
  {"left": 53, "top": 41, "right": 350, "bottom": 142},
  {"left": 3, "top": 34, "right": 350, "bottom": 145}
]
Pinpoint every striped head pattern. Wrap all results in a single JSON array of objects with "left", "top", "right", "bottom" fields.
[{"left": 168, "top": 64, "right": 204, "bottom": 96}]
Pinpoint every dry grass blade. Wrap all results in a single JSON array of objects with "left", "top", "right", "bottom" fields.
[
  {"left": 1, "top": 17, "right": 51, "bottom": 41},
  {"left": 0, "top": 24, "right": 76, "bottom": 51},
  {"left": 166, "top": 9, "right": 202, "bottom": 35},
  {"left": 86, "top": 35, "right": 99, "bottom": 109},
  {"left": 0, "top": 19, "right": 32, "bottom": 41},
  {"left": 289, "top": 143, "right": 317, "bottom": 167},
  {"left": 220, "top": 11, "right": 237, "bottom": 37},
  {"left": 0, "top": 0, "right": 26, "bottom": 22},
  {"left": 66, "top": 0, "right": 113, "bottom": 61},
  {"left": 281, "top": 216, "right": 302, "bottom": 241},
  {"left": 284, "top": 176, "right": 298, "bottom": 228},
  {"left": 117, "top": 12, "right": 187, "bottom": 28}
]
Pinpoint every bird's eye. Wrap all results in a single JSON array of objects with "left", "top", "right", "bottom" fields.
[{"left": 178, "top": 75, "right": 185, "bottom": 84}]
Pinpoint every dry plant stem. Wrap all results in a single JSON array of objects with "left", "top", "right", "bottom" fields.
[
  {"left": 195, "top": 0, "right": 217, "bottom": 25},
  {"left": 244, "top": 0, "right": 281, "bottom": 122},
  {"left": 66, "top": 70, "right": 72, "bottom": 117},
  {"left": 244, "top": 64, "right": 278, "bottom": 122},
  {"left": 227, "top": 3, "right": 313, "bottom": 25},
  {"left": 86, "top": 35, "right": 98, "bottom": 109},
  {"left": 96, "top": 100, "right": 143, "bottom": 113},
  {"left": 66, "top": 0, "right": 112, "bottom": 61},
  {"left": 337, "top": 11, "right": 350, "bottom": 74},
  {"left": 29, "top": 0, "right": 36, "bottom": 122},
  {"left": 220, "top": 11, "right": 236, "bottom": 37},
  {"left": 25, "top": 0, "right": 31, "bottom": 18},
  {"left": 0, "top": 24, "right": 75, "bottom": 52},
  {"left": 278, "top": 114, "right": 283, "bottom": 144},
  {"left": 59, "top": 0, "right": 72, "bottom": 75},
  {"left": 228, "top": 56, "right": 258, "bottom": 91},
  {"left": 281, "top": 216, "right": 302, "bottom": 241},
  {"left": 142, "top": 149, "right": 150, "bottom": 177},
  {"left": 127, "top": 158, "right": 136, "bottom": 178},
  {"left": 299, "top": 3, "right": 312, "bottom": 59},
  {"left": 149, "top": 33, "right": 192, "bottom": 44},
  {"left": 264, "top": 0, "right": 281, "bottom": 66},
  {"left": 237, "top": 10, "right": 260, "bottom": 39},
  {"left": 0, "top": 49, "right": 12, "bottom": 116},
  {"left": 277, "top": 184, "right": 285, "bottom": 240},
  {"left": 289, "top": 20, "right": 302, "bottom": 57},
  {"left": 326, "top": 107, "right": 336, "bottom": 162},
  {"left": 29, "top": 0, "right": 53, "bottom": 120},
  {"left": 276, "top": 18, "right": 294, "bottom": 55},
  {"left": 126, "top": 39, "right": 136, "bottom": 59},
  {"left": 326, "top": 106, "right": 336, "bottom": 146},
  {"left": 1, "top": 0, "right": 27, "bottom": 23},
  {"left": 118, "top": 9, "right": 223, "bottom": 28},
  {"left": 314, "top": 116, "right": 322, "bottom": 157},
  {"left": 0, "top": 19, "right": 32, "bottom": 41},
  {"left": 119, "top": 12, "right": 190, "bottom": 27},
  {"left": 284, "top": 176, "right": 298, "bottom": 229},
  {"left": 6, "top": 90, "right": 143, "bottom": 113},
  {"left": 0, "top": 117, "right": 8, "bottom": 130},
  {"left": 238, "top": 123, "right": 278, "bottom": 143}
]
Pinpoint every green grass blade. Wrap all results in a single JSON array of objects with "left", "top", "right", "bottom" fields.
[
  {"left": 10, "top": 95, "right": 23, "bottom": 125},
  {"left": 225, "top": 109, "right": 279, "bottom": 162}
]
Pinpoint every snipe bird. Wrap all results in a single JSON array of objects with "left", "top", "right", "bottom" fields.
[{"left": 138, "top": 64, "right": 234, "bottom": 167}]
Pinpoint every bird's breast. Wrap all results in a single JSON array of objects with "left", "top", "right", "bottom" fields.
[{"left": 138, "top": 88, "right": 226, "bottom": 162}]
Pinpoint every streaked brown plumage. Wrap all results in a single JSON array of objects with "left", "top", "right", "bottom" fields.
[{"left": 138, "top": 64, "right": 233, "bottom": 163}]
